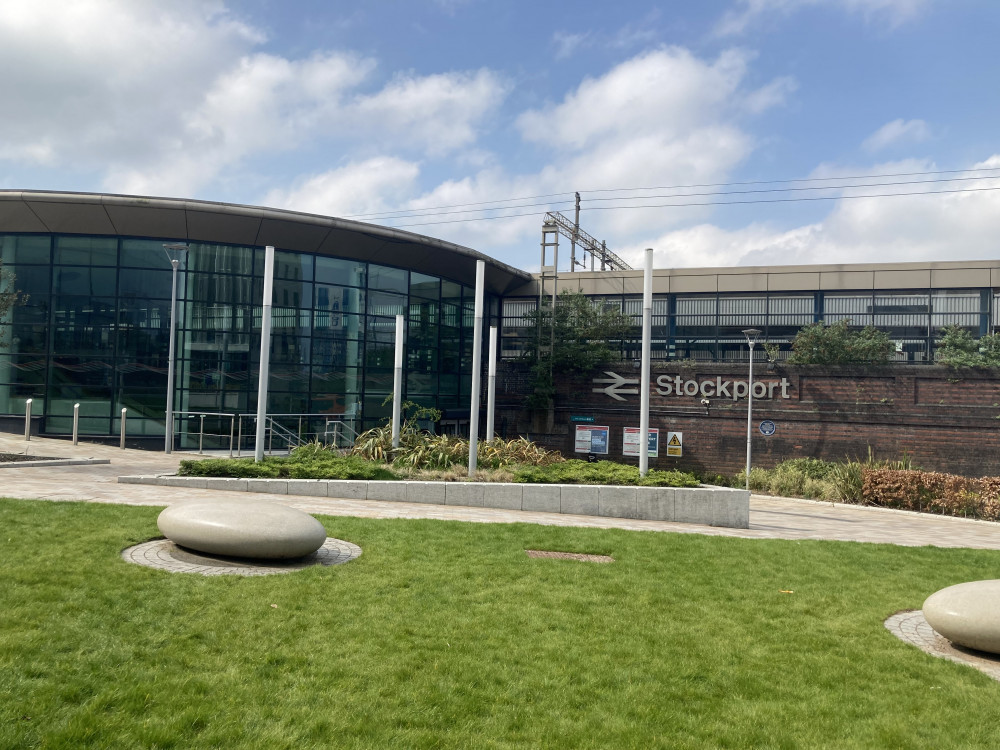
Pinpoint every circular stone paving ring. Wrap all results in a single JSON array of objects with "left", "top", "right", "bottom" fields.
[{"left": 122, "top": 537, "right": 362, "bottom": 576}]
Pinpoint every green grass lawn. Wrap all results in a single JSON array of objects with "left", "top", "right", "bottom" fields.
[{"left": 2, "top": 499, "right": 1000, "bottom": 749}]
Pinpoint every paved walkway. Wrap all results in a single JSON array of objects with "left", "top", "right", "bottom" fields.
[{"left": 3, "top": 433, "right": 1000, "bottom": 550}]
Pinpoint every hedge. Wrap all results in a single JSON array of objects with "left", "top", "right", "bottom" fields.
[{"left": 862, "top": 468, "right": 1000, "bottom": 521}]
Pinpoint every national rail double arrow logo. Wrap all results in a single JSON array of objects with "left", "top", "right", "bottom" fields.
[{"left": 592, "top": 371, "right": 639, "bottom": 401}]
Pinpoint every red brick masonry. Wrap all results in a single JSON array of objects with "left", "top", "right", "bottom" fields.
[{"left": 496, "top": 363, "right": 1000, "bottom": 477}]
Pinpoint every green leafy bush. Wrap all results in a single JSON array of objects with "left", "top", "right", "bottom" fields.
[
  {"left": 178, "top": 450, "right": 399, "bottom": 480},
  {"left": 787, "top": 319, "right": 894, "bottom": 365},
  {"left": 513, "top": 460, "right": 699, "bottom": 487}
]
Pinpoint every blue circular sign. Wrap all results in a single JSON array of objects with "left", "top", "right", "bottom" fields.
[{"left": 759, "top": 420, "right": 776, "bottom": 436}]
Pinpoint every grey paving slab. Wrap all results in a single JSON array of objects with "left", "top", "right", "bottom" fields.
[{"left": 3, "top": 432, "right": 1000, "bottom": 551}]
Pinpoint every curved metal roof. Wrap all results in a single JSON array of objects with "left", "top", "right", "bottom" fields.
[{"left": 0, "top": 190, "right": 531, "bottom": 295}]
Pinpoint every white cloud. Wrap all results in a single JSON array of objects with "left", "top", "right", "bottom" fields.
[
  {"left": 0, "top": 1, "right": 508, "bottom": 197},
  {"left": 716, "top": 0, "right": 932, "bottom": 36},
  {"left": 262, "top": 157, "right": 421, "bottom": 218},
  {"left": 618, "top": 156, "right": 1000, "bottom": 270},
  {"left": 353, "top": 70, "right": 508, "bottom": 156},
  {"left": 553, "top": 31, "right": 591, "bottom": 60},
  {"left": 862, "top": 118, "right": 931, "bottom": 152},
  {"left": 517, "top": 48, "right": 752, "bottom": 150}
]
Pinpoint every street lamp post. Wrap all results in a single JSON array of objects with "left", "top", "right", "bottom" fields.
[
  {"left": 742, "top": 328, "right": 762, "bottom": 491},
  {"left": 162, "top": 243, "right": 188, "bottom": 453}
]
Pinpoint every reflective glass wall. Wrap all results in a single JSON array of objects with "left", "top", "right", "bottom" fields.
[{"left": 0, "top": 234, "right": 489, "bottom": 437}]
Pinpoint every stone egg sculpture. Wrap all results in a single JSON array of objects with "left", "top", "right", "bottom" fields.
[
  {"left": 158, "top": 500, "right": 327, "bottom": 560},
  {"left": 923, "top": 580, "right": 1000, "bottom": 655}
]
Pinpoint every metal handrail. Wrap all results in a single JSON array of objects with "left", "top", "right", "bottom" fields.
[{"left": 169, "top": 410, "right": 358, "bottom": 456}]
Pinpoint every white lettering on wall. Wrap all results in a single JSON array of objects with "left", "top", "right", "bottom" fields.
[{"left": 646, "top": 374, "right": 792, "bottom": 401}]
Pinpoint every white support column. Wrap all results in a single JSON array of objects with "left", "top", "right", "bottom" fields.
[
  {"left": 468, "top": 260, "right": 485, "bottom": 476},
  {"left": 486, "top": 325, "right": 497, "bottom": 441},
  {"left": 639, "top": 248, "right": 653, "bottom": 476},
  {"left": 392, "top": 314, "right": 404, "bottom": 449},
  {"left": 254, "top": 245, "right": 275, "bottom": 462}
]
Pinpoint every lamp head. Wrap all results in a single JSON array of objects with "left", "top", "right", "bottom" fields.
[{"left": 742, "top": 328, "right": 762, "bottom": 346}]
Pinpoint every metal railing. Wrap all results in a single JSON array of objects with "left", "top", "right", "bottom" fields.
[{"left": 170, "top": 411, "right": 360, "bottom": 456}]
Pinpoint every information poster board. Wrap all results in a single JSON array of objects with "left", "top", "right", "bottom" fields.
[
  {"left": 575, "top": 425, "right": 610, "bottom": 454},
  {"left": 666, "top": 431, "right": 683, "bottom": 457},
  {"left": 622, "top": 427, "right": 659, "bottom": 457}
]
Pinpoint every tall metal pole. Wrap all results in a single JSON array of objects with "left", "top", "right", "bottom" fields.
[
  {"left": 162, "top": 244, "right": 187, "bottom": 453},
  {"left": 254, "top": 245, "right": 275, "bottom": 462},
  {"left": 639, "top": 248, "right": 653, "bottom": 476},
  {"left": 468, "top": 260, "right": 485, "bottom": 476},
  {"left": 392, "top": 314, "right": 404, "bottom": 449},
  {"left": 743, "top": 329, "right": 761, "bottom": 491},
  {"left": 486, "top": 325, "right": 497, "bottom": 441},
  {"left": 570, "top": 191, "right": 580, "bottom": 271}
]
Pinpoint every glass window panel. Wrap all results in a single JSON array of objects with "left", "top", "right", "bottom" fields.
[
  {"left": 3, "top": 265, "right": 50, "bottom": 297},
  {"left": 503, "top": 298, "right": 536, "bottom": 328},
  {"left": 310, "top": 367, "right": 362, "bottom": 395},
  {"left": 409, "top": 272, "right": 440, "bottom": 300},
  {"left": 119, "top": 268, "right": 172, "bottom": 300},
  {"left": 274, "top": 250, "right": 313, "bottom": 281},
  {"left": 268, "top": 366, "right": 310, "bottom": 392},
  {"left": 769, "top": 296, "right": 814, "bottom": 316},
  {"left": 189, "top": 273, "right": 254, "bottom": 306},
  {"left": 270, "top": 334, "right": 311, "bottom": 364},
  {"left": 315, "top": 284, "right": 365, "bottom": 315},
  {"left": 4, "top": 324, "right": 48, "bottom": 354},
  {"left": 254, "top": 278, "right": 312, "bottom": 309},
  {"left": 121, "top": 239, "right": 177, "bottom": 270},
  {"left": 54, "top": 236, "right": 117, "bottom": 266},
  {"left": 676, "top": 297, "right": 716, "bottom": 316},
  {"left": 368, "top": 264, "right": 408, "bottom": 294},
  {"left": 719, "top": 296, "right": 766, "bottom": 315},
  {"left": 0, "top": 235, "right": 50, "bottom": 264},
  {"left": 932, "top": 290, "right": 980, "bottom": 314},
  {"left": 53, "top": 267, "right": 117, "bottom": 296},
  {"left": 0, "top": 354, "right": 47, "bottom": 385},
  {"left": 315, "top": 256, "right": 366, "bottom": 287},
  {"left": 188, "top": 244, "right": 254, "bottom": 275},
  {"left": 311, "top": 338, "right": 362, "bottom": 368},
  {"left": 313, "top": 312, "right": 363, "bottom": 339},
  {"left": 368, "top": 291, "right": 406, "bottom": 317}
]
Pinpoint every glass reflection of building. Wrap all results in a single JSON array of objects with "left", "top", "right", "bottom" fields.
[{"left": 0, "top": 234, "right": 492, "bottom": 439}]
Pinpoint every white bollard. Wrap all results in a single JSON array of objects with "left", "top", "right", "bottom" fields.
[
  {"left": 73, "top": 403, "right": 80, "bottom": 445},
  {"left": 24, "top": 398, "right": 32, "bottom": 441},
  {"left": 120, "top": 408, "right": 127, "bottom": 450}
]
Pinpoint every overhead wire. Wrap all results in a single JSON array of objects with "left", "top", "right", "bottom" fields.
[
  {"left": 384, "top": 183, "right": 1000, "bottom": 229},
  {"left": 349, "top": 165, "right": 1000, "bottom": 223}
]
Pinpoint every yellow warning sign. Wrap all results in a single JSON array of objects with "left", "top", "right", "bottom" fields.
[{"left": 667, "top": 431, "right": 683, "bottom": 457}]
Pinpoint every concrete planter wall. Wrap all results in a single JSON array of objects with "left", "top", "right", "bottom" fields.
[{"left": 119, "top": 475, "right": 750, "bottom": 529}]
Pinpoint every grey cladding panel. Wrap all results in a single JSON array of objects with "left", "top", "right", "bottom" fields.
[
  {"left": 104, "top": 205, "right": 188, "bottom": 239},
  {"left": 0, "top": 198, "right": 49, "bottom": 232},
  {"left": 256, "top": 218, "right": 331, "bottom": 253},
  {"left": 26, "top": 200, "right": 117, "bottom": 235},
  {"left": 186, "top": 209, "right": 262, "bottom": 246}
]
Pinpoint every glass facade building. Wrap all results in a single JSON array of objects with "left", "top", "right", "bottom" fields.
[{"left": 0, "top": 192, "right": 527, "bottom": 443}]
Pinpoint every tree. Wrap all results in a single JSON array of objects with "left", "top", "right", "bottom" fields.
[
  {"left": 786, "top": 319, "right": 894, "bottom": 365},
  {"left": 0, "top": 263, "right": 24, "bottom": 346},
  {"left": 935, "top": 325, "right": 1000, "bottom": 368},
  {"left": 522, "top": 290, "right": 632, "bottom": 407}
]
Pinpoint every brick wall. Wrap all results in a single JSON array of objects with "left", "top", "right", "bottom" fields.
[{"left": 494, "top": 362, "right": 1000, "bottom": 478}]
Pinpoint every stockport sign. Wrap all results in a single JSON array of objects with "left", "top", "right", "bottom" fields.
[{"left": 592, "top": 371, "right": 792, "bottom": 402}]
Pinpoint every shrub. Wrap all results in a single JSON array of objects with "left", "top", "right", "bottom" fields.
[
  {"left": 862, "top": 468, "right": 1000, "bottom": 521},
  {"left": 178, "top": 451, "right": 399, "bottom": 480},
  {"left": 513, "top": 460, "right": 699, "bottom": 487}
]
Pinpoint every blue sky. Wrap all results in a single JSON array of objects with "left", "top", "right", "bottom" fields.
[{"left": 1, "top": 0, "right": 999, "bottom": 272}]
